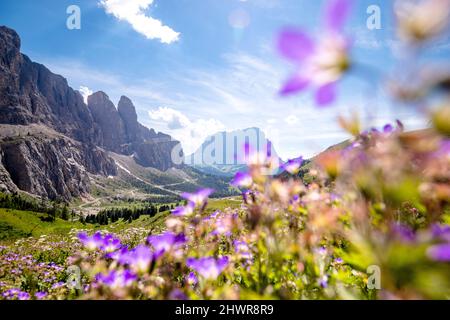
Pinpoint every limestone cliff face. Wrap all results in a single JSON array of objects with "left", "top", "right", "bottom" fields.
[
  {"left": 0, "top": 133, "right": 116, "bottom": 201},
  {"left": 0, "top": 26, "right": 102, "bottom": 145},
  {"left": 118, "top": 96, "right": 141, "bottom": 143},
  {"left": 0, "top": 26, "right": 183, "bottom": 200},
  {"left": 88, "top": 92, "right": 127, "bottom": 152}
]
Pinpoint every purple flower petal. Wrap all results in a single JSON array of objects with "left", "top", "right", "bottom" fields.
[
  {"left": 231, "top": 172, "right": 253, "bottom": 188},
  {"left": 187, "top": 272, "right": 198, "bottom": 286},
  {"left": 119, "top": 245, "right": 153, "bottom": 274},
  {"left": 172, "top": 202, "right": 195, "bottom": 216},
  {"left": 431, "top": 224, "right": 450, "bottom": 242},
  {"left": 147, "top": 232, "right": 186, "bottom": 253},
  {"left": 427, "top": 244, "right": 450, "bottom": 262},
  {"left": 325, "top": 0, "right": 353, "bottom": 32},
  {"left": 315, "top": 82, "right": 337, "bottom": 106},
  {"left": 392, "top": 223, "right": 416, "bottom": 243},
  {"left": 280, "top": 75, "right": 311, "bottom": 96},
  {"left": 277, "top": 29, "right": 315, "bottom": 62},
  {"left": 96, "top": 270, "right": 137, "bottom": 289},
  {"left": 35, "top": 292, "right": 47, "bottom": 300},
  {"left": 169, "top": 289, "right": 188, "bottom": 300},
  {"left": 281, "top": 157, "right": 304, "bottom": 174},
  {"left": 186, "top": 256, "right": 229, "bottom": 279},
  {"left": 383, "top": 124, "right": 394, "bottom": 133},
  {"left": 181, "top": 189, "right": 214, "bottom": 207}
]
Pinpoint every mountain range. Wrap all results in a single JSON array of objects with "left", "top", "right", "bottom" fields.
[{"left": 0, "top": 26, "right": 238, "bottom": 202}]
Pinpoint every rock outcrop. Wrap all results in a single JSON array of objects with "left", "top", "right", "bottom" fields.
[
  {"left": 118, "top": 96, "right": 141, "bottom": 143},
  {"left": 0, "top": 133, "right": 116, "bottom": 200},
  {"left": 0, "top": 26, "right": 182, "bottom": 200},
  {"left": 88, "top": 91, "right": 126, "bottom": 152}
]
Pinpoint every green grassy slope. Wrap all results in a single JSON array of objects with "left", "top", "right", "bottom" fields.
[
  {"left": 0, "top": 196, "right": 243, "bottom": 242},
  {"left": 0, "top": 208, "right": 92, "bottom": 241}
]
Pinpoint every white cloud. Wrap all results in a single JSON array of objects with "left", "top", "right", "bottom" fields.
[
  {"left": 78, "top": 86, "right": 93, "bottom": 104},
  {"left": 99, "top": 0, "right": 180, "bottom": 44},
  {"left": 148, "top": 107, "right": 225, "bottom": 154}
]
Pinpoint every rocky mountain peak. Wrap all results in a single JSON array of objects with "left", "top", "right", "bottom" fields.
[
  {"left": 87, "top": 91, "right": 126, "bottom": 152},
  {"left": 88, "top": 91, "right": 114, "bottom": 110},
  {"left": 0, "top": 26, "right": 20, "bottom": 56},
  {"left": 118, "top": 95, "right": 140, "bottom": 143},
  {"left": 118, "top": 96, "right": 136, "bottom": 115},
  {"left": 0, "top": 26, "right": 184, "bottom": 200}
]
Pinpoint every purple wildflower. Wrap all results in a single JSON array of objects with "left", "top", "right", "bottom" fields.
[
  {"left": 147, "top": 232, "right": 186, "bottom": 253},
  {"left": 281, "top": 157, "right": 304, "bottom": 174},
  {"left": 427, "top": 244, "right": 450, "bottom": 262},
  {"left": 383, "top": 124, "right": 394, "bottom": 133},
  {"left": 392, "top": 223, "right": 416, "bottom": 243},
  {"left": 186, "top": 256, "right": 229, "bottom": 280},
  {"left": 35, "top": 291, "right": 47, "bottom": 300},
  {"left": 234, "top": 240, "right": 253, "bottom": 261},
  {"left": 278, "top": 0, "right": 353, "bottom": 106},
  {"left": 169, "top": 289, "right": 188, "bottom": 300},
  {"left": 430, "top": 224, "right": 450, "bottom": 242},
  {"left": 187, "top": 272, "right": 198, "bottom": 286},
  {"left": 171, "top": 202, "right": 195, "bottom": 217},
  {"left": 231, "top": 172, "right": 253, "bottom": 189},
  {"left": 2, "top": 288, "right": 30, "bottom": 300},
  {"left": 78, "top": 232, "right": 104, "bottom": 251},
  {"left": 119, "top": 245, "right": 153, "bottom": 274},
  {"left": 96, "top": 270, "right": 137, "bottom": 289},
  {"left": 181, "top": 188, "right": 214, "bottom": 207},
  {"left": 319, "top": 275, "right": 329, "bottom": 288},
  {"left": 51, "top": 282, "right": 65, "bottom": 289},
  {"left": 203, "top": 210, "right": 221, "bottom": 221},
  {"left": 431, "top": 139, "right": 450, "bottom": 158},
  {"left": 106, "top": 246, "right": 129, "bottom": 261},
  {"left": 17, "top": 291, "right": 30, "bottom": 300},
  {"left": 100, "top": 234, "right": 122, "bottom": 253}
]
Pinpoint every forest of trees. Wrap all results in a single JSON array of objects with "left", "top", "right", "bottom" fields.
[
  {"left": 0, "top": 192, "right": 180, "bottom": 225},
  {"left": 83, "top": 203, "right": 177, "bottom": 225},
  {"left": 0, "top": 192, "right": 72, "bottom": 222}
]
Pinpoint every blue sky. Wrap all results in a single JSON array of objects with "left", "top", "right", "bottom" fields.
[{"left": 1, "top": 0, "right": 449, "bottom": 158}]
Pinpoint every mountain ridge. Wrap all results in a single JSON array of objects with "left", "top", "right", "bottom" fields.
[{"left": 0, "top": 26, "right": 184, "bottom": 200}]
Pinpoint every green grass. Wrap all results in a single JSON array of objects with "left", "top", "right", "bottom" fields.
[
  {"left": 0, "top": 208, "right": 93, "bottom": 242},
  {"left": 0, "top": 196, "right": 243, "bottom": 242},
  {"left": 206, "top": 197, "right": 242, "bottom": 213}
]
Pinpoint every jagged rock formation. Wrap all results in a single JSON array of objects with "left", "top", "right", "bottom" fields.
[
  {"left": 0, "top": 26, "right": 182, "bottom": 200},
  {"left": 118, "top": 96, "right": 141, "bottom": 143},
  {"left": 86, "top": 92, "right": 180, "bottom": 171},
  {"left": 88, "top": 91, "right": 127, "bottom": 152}
]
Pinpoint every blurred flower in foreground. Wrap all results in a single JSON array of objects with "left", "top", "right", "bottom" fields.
[
  {"left": 187, "top": 272, "right": 198, "bottom": 286},
  {"left": 277, "top": 0, "right": 353, "bottom": 106},
  {"left": 231, "top": 172, "right": 253, "bottom": 189},
  {"left": 96, "top": 270, "right": 137, "bottom": 290},
  {"left": 78, "top": 232, "right": 104, "bottom": 251},
  {"left": 427, "top": 244, "right": 450, "bottom": 261},
  {"left": 181, "top": 189, "right": 214, "bottom": 207},
  {"left": 186, "top": 256, "right": 229, "bottom": 279},
  {"left": 172, "top": 202, "right": 195, "bottom": 217},
  {"left": 119, "top": 245, "right": 153, "bottom": 274},
  {"left": 147, "top": 232, "right": 186, "bottom": 253},
  {"left": 100, "top": 234, "right": 122, "bottom": 253},
  {"left": 281, "top": 157, "right": 304, "bottom": 174},
  {"left": 395, "top": 0, "right": 450, "bottom": 44}
]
